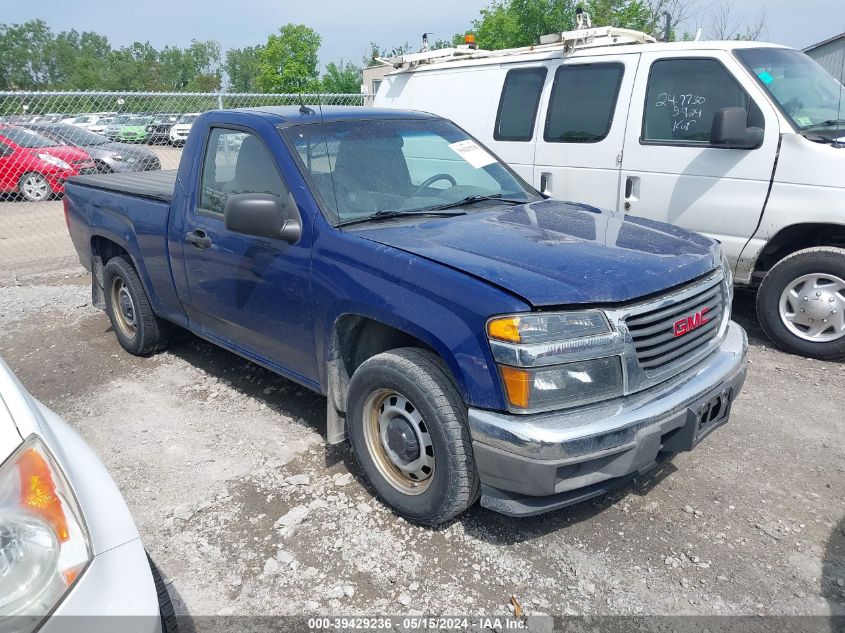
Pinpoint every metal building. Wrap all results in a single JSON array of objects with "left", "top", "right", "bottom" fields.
[{"left": 803, "top": 32, "right": 845, "bottom": 82}]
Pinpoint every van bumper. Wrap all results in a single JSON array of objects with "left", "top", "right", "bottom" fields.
[{"left": 467, "top": 322, "right": 748, "bottom": 517}]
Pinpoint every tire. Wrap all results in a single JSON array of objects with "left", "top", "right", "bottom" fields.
[
  {"left": 18, "top": 172, "right": 51, "bottom": 201},
  {"left": 95, "top": 161, "right": 113, "bottom": 174},
  {"left": 103, "top": 256, "right": 168, "bottom": 356},
  {"left": 346, "top": 347, "right": 480, "bottom": 525},
  {"left": 147, "top": 553, "right": 179, "bottom": 633},
  {"left": 756, "top": 246, "right": 845, "bottom": 360}
]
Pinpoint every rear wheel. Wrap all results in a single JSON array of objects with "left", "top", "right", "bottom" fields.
[
  {"left": 104, "top": 256, "right": 168, "bottom": 356},
  {"left": 346, "top": 348, "right": 479, "bottom": 525},
  {"left": 19, "top": 172, "right": 51, "bottom": 201},
  {"left": 757, "top": 247, "right": 845, "bottom": 360}
]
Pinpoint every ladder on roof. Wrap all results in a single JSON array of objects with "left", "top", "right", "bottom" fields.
[{"left": 386, "top": 26, "right": 656, "bottom": 70}]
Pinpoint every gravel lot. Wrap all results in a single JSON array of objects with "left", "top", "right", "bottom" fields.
[{"left": 0, "top": 196, "right": 842, "bottom": 622}]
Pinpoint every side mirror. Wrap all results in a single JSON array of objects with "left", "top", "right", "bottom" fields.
[
  {"left": 710, "top": 107, "right": 764, "bottom": 149},
  {"left": 224, "top": 192, "right": 302, "bottom": 243}
]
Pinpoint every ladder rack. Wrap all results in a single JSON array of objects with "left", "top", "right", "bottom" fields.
[{"left": 387, "top": 26, "right": 657, "bottom": 70}]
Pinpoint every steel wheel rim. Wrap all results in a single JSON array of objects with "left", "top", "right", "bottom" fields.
[
  {"left": 362, "top": 389, "right": 435, "bottom": 495},
  {"left": 778, "top": 273, "right": 845, "bottom": 342},
  {"left": 110, "top": 277, "right": 138, "bottom": 339},
  {"left": 22, "top": 175, "right": 49, "bottom": 200}
]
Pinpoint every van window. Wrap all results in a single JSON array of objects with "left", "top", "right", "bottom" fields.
[
  {"left": 544, "top": 63, "right": 624, "bottom": 143},
  {"left": 494, "top": 68, "right": 547, "bottom": 142},
  {"left": 642, "top": 58, "right": 765, "bottom": 145},
  {"left": 199, "top": 127, "right": 288, "bottom": 215}
]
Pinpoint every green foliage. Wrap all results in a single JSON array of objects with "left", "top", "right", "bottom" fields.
[
  {"left": 321, "top": 60, "right": 361, "bottom": 94},
  {"left": 257, "top": 24, "right": 321, "bottom": 93},
  {"left": 225, "top": 46, "right": 263, "bottom": 92}
]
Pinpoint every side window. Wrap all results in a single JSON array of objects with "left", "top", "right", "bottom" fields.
[
  {"left": 199, "top": 128, "right": 288, "bottom": 215},
  {"left": 495, "top": 68, "right": 547, "bottom": 142},
  {"left": 544, "top": 63, "right": 624, "bottom": 143},
  {"left": 0, "top": 141, "right": 12, "bottom": 157},
  {"left": 643, "top": 58, "right": 765, "bottom": 145}
]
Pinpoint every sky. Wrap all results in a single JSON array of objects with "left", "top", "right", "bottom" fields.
[{"left": 4, "top": 0, "right": 845, "bottom": 67}]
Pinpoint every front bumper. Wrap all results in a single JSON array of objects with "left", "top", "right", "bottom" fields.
[{"left": 468, "top": 321, "right": 748, "bottom": 517}]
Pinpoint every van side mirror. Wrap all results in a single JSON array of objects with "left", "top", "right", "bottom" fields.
[
  {"left": 710, "top": 107, "right": 764, "bottom": 149},
  {"left": 224, "top": 192, "right": 302, "bottom": 243}
]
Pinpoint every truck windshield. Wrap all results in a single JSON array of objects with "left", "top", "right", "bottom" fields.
[
  {"left": 735, "top": 47, "right": 845, "bottom": 135},
  {"left": 282, "top": 118, "right": 539, "bottom": 224}
]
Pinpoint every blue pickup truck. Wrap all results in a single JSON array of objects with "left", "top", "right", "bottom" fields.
[{"left": 64, "top": 106, "right": 748, "bottom": 524}]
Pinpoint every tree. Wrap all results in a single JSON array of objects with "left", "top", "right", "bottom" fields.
[
  {"left": 322, "top": 60, "right": 361, "bottom": 94},
  {"left": 257, "top": 24, "right": 321, "bottom": 93},
  {"left": 706, "top": 1, "right": 766, "bottom": 41},
  {"left": 0, "top": 20, "right": 56, "bottom": 88},
  {"left": 225, "top": 46, "right": 263, "bottom": 92},
  {"left": 366, "top": 42, "right": 413, "bottom": 67}
]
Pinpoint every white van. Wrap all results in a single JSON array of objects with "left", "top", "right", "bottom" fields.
[{"left": 374, "top": 27, "right": 845, "bottom": 360}]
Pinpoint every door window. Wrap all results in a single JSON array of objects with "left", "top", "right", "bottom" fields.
[
  {"left": 544, "top": 63, "right": 624, "bottom": 143},
  {"left": 198, "top": 128, "right": 288, "bottom": 215},
  {"left": 494, "top": 67, "right": 547, "bottom": 142},
  {"left": 642, "top": 58, "right": 765, "bottom": 145}
]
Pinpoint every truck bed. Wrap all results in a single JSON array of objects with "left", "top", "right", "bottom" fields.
[{"left": 69, "top": 169, "right": 177, "bottom": 203}]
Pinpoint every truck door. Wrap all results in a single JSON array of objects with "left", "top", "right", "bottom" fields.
[
  {"left": 619, "top": 51, "right": 780, "bottom": 268},
  {"left": 532, "top": 53, "right": 639, "bottom": 209},
  {"left": 180, "top": 125, "right": 318, "bottom": 385}
]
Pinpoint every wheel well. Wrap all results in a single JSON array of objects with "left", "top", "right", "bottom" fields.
[
  {"left": 91, "top": 236, "right": 130, "bottom": 265},
  {"left": 328, "top": 315, "right": 436, "bottom": 413},
  {"left": 90, "top": 237, "right": 133, "bottom": 309},
  {"left": 754, "top": 224, "right": 845, "bottom": 278}
]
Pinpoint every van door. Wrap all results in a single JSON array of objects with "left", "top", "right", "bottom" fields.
[
  {"left": 532, "top": 53, "right": 639, "bottom": 209},
  {"left": 620, "top": 51, "right": 780, "bottom": 267}
]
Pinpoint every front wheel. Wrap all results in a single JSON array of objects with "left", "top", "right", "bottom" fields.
[
  {"left": 346, "top": 348, "right": 479, "bottom": 525},
  {"left": 757, "top": 247, "right": 845, "bottom": 360},
  {"left": 19, "top": 172, "right": 52, "bottom": 201}
]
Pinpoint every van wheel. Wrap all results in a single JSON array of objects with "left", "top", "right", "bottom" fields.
[
  {"left": 757, "top": 247, "right": 845, "bottom": 360},
  {"left": 103, "top": 256, "right": 168, "bottom": 356},
  {"left": 346, "top": 348, "right": 479, "bottom": 525},
  {"left": 19, "top": 173, "right": 51, "bottom": 201}
]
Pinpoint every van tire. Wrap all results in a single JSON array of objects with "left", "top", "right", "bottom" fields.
[
  {"left": 103, "top": 256, "right": 168, "bottom": 356},
  {"left": 147, "top": 553, "right": 179, "bottom": 633},
  {"left": 757, "top": 247, "right": 845, "bottom": 360},
  {"left": 346, "top": 348, "right": 479, "bottom": 525}
]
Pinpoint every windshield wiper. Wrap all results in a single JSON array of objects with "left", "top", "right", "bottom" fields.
[
  {"left": 425, "top": 194, "right": 530, "bottom": 211},
  {"left": 337, "top": 209, "right": 466, "bottom": 228},
  {"left": 800, "top": 119, "right": 845, "bottom": 131}
]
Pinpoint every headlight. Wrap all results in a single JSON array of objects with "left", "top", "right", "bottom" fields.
[
  {"left": 499, "top": 356, "right": 624, "bottom": 412},
  {"left": 487, "top": 310, "right": 625, "bottom": 412},
  {"left": 0, "top": 436, "right": 92, "bottom": 621},
  {"left": 146, "top": 126, "right": 153, "bottom": 132},
  {"left": 36, "top": 154, "right": 71, "bottom": 170},
  {"left": 109, "top": 153, "right": 125, "bottom": 161}
]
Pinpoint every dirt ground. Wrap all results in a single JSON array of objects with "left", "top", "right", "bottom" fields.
[{"left": 0, "top": 204, "right": 843, "bottom": 621}]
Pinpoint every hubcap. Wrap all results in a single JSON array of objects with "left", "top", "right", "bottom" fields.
[
  {"left": 363, "top": 390, "right": 434, "bottom": 495},
  {"left": 779, "top": 273, "right": 845, "bottom": 342},
  {"left": 110, "top": 278, "right": 138, "bottom": 339},
  {"left": 22, "top": 175, "right": 49, "bottom": 200}
]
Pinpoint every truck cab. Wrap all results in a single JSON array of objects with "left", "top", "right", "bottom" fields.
[{"left": 375, "top": 29, "right": 845, "bottom": 361}]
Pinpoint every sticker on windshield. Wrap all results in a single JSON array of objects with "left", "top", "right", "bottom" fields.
[
  {"left": 757, "top": 70, "right": 774, "bottom": 85},
  {"left": 794, "top": 116, "right": 813, "bottom": 127},
  {"left": 448, "top": 140, "right": 496, "bottom": 169}
]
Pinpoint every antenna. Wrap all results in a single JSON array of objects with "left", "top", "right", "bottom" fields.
[
  {"left": 421, "top": 33, "right": 433, "bottom": 52},
  {"left": 296, "top": 78, "right": 316, "bottom": 116}
]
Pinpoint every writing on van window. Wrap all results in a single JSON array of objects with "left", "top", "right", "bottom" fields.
[{"left": 654, "top": 92, "right": 707, "bottom": 132}]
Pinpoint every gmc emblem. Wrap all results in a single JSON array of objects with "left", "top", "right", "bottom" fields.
[{"left": 673, "top": 307, "right": 710, "bottom": 337}]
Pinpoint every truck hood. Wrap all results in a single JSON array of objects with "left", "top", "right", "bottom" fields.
[{"left": 353, "top": 200, "right": 720, "bottom": 307}]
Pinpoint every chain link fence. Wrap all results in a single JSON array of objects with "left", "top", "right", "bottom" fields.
[{"left": 0, "top": 91, "right": 365, "bottom": 273}]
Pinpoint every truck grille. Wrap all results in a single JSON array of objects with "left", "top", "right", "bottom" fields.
[{"left": 626, "top": 276, "right": 724, "bottom": 372}]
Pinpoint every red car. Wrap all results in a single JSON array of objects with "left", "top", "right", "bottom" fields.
[{"left": 0, "top": 125, "right": 97, "bottom": 201}]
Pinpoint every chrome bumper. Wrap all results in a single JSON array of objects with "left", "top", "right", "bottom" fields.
[{"left": 468, "top": 322, "right": 748, "bottom": 516}]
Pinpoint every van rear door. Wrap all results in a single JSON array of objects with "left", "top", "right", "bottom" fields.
[
  {"left": 532, "top": 53, "right": 640, "bottom": 209},
  {"left": 619, "top": 50, "right": 780, "bottom": 268}
]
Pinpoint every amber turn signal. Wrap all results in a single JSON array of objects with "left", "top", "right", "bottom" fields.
[{"left": 487, "top": 317, "right": 521, "bottom": 343}]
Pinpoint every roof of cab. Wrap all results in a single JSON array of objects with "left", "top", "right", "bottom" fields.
[{"left": 229, "top": 106, "right": 439, "bottom": 127}]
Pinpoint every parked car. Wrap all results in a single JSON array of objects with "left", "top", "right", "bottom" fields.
[
  {"left": 102, "top": 115, "right": 136, "bottom": 141},
  {"left": 117, "top": 116, "right": 154, "bottom": 143},
  {"left": 168, "top": 113, "right": 199, "bottom": 146},
  {"left": 0, "top": 125, "right": 96, "bottom": 201},
  {"left": 88, "top": 116, "right": 112, "bottom": 135},
  {"left": 64, "top": 107, "right": 748, "bottom": 524},
  {"left": 22, "top": 123, "right": 161, "bottom": 173},
  {"left": 376, "top": 29, "right": 845, "bottom": 360},
  {"left": 146, "top": 114, "right": 180, "bottom": 144},
  {"left": 0, "top": 357, "right": 174, "bottom": 632}
]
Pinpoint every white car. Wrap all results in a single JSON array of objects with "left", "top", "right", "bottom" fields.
[
  {"left": 376, "top": 27, "right": 845, "bottom": 360},
  {"left": 0, "top": 357, "right": 172, "bottom": 632},
  {"left": 169, "top": 113, "right": 200, "bottom": 146}
]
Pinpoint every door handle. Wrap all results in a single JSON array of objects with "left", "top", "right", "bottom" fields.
[
  {"left": 539, "top": 172, "right": 552, "bottom": 196},
  {"left": 185, "top": 229, "right": 212, "bottom": 250},
  {"left": 625, "top": 177, "right": 634, "bottom": 199},
  {"left": 624, "top": 176, "right": 639, "bottom": 211}
]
